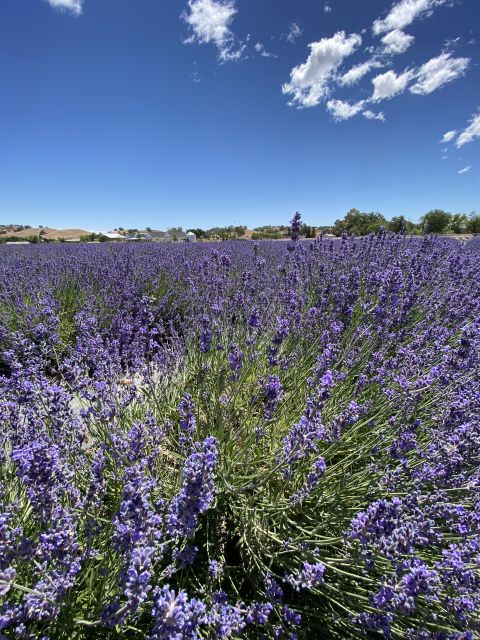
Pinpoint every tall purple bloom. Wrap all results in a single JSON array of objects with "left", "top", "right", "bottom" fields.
[
  {"left": 167, "top": 437, "right": 218, "bottom": 539},
  {"left": 289, "top": 211, "right": 302, "bottom": 243}
]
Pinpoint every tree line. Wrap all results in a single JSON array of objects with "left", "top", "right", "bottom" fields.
[{"left": 330, "top": 209, "right": 480, "bottom": 237}]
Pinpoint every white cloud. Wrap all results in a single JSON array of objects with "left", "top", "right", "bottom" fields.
[
  {"left": 339, "top": 59, "right": 383, "bottom": 86},
  {"left": 381, "top": 29, "right": 415, "bottom": 55},
  {"left": 324, "top": 3, "right": 332, "bottom": 13},
  {"left": 363, "top": 109, "right": 386, "bottom": 121},
  {"left": 410, "top": 52, "right": 470, "bottom": 95},
  {"left": 326, "top": 99, "right": 365, "bottom": 121},
  {"left": 455, "top": 114, "right": 480, "bottom": 148},
  {"left": 286, "top": 22, "right": 302, "bottom": 44},
  {"left": 182, "top": 0, "right": 245, "bottom": 62},
  {"left": 45, "top": 0, "right": 83, "bottom": 15},
  {"left": 254, "top": 43, "right": 277, "bottom": 59},
  {"left": 444, "top": 36, "right": 461, "bottom": 51},
  {"left": 440, "top": 129, "right": 456, "bottom": 143},
  {"left": 373, "top": 0, "right": 448, "bottom": 36},
  {"left": 370, "top": 69, "right": 412, "bottom": 102},
  {"left": 458, "top": 166, "right": 471, "bottom": 175},
  {"left": 282, "top": 31, "right": 362, "bottom": 108}
]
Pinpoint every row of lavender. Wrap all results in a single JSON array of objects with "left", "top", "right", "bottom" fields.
[{"left": 0, "top": 229, "right": 479, "bottom": 639}]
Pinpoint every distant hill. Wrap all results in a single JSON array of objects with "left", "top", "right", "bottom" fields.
[{"left": 6, "top": 227, "right": 90, "bottom": 240}]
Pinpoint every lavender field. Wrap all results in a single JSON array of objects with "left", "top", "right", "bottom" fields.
[{"left": 0, "top": 231, "right": 479, "bottom": 639}]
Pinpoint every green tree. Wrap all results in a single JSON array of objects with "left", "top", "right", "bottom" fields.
[
  {"left": 388, "top": 215, "right": 407, "bottom": 233},
  {"left": 333, "top": 209, "right": 387, "bottom": 236},
  {"left": 421, "top": 210, "right": 451, "bottom": 234},
  {"left": 466, "top": 213, "right": 480, "bottom": 234},
  {"left": 450, "top": 213, "right": 468, "bottom": 234}
]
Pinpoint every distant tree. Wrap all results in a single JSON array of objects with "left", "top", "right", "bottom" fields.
[
  {"left": 118, "top": 227, "right": 124, "bottom": 231},
  {"left": 251, "top": 232, "right": 282, "bottom": 240},
  {"left": 421, "top": 210, "right": 451, "bottom": 234},
  {"left": 300, "top": 224, "right": 316, "bottom": 238},
  {"left": 145, "top": 227, "right": 152, "bottom": 232},
  {"left": 466, "top": 213, "right": 480, "bottom": 234},
  {"left": 450, "top": 213, "right": 468, "bottom": 234},
  {"left": 39, "top": 230, "right": 47, "bottom": 236},
  {"left": 333, "top": 209, "right": 387, "bottom": 236},
  {"left": 388, "top": 215, "right": 408, "bottom": 234}
]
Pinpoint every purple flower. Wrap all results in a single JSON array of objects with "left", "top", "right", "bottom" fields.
[
  {"left": 289, "top": 211, "right": 302, "bottom": 243},
  {"left": 228, "top": 343, "right": 243, "bottom": 381},
  {"left": 166, "top": 437, "right": 218, "bottom": 538},
  {"left": 262, "top": 375, "right": 282, "bottom": 420},
  {"left": 150, "top": 586, "right": 207, "bottom": 639},
  {"left": 286, "top": 561, "right": 325, "bottom": 592}
]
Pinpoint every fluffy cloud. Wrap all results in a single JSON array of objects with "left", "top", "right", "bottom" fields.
[
  {"left": 254, "top": 43, "right": 277, "bottom": 59},
  {"left": 381, "top": 29, "right": 415, "bottom": 55},
  {"left": 324, "top": 3, "right": 332, "bottom": 13},
  {"left": 441, "top": 130, "right": 457, "bottom": 143},
  {"left": 286, "top": 22, "right": 302, "bottom": 44},
  {"left": 410, "top": 52, "right": 470, "bottom": 94},
  {"left": 458, "top": 166, "right": 471, "bottom": 175},
  {"left": 45, "top": 0, "right": 83, "bottom": 15},
  {"left": 363, "top": 110, "right": 386, "bottom": 121},
  {"left": 370, "top": 69, "right": 412, "bottom": 102},
  {"left": 182, "top": 0, "right": 245, "bottom": 62},
  {"left": 455, "top": 114, "right": 480, "bottom": 148},
  {"left": 282, "top": 31, "right": 362, "bottom": 108},
  {"left": 339, "top": 59, "right": 383, "bottom": 86},
  {"left": 373, "top": 0, "right": 448, "bottom": 36},
  {"left": 326, "top": 99, "right": 365, "bottom": 121}
]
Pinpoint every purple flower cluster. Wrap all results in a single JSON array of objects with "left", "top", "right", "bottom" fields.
[{"left": 0, "top": 232, "right": 479, "bottom": 638}]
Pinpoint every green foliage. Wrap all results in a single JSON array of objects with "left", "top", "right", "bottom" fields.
[
  {"left": 466, "top": 212, "right": 480, "bottom": 234},
  {"left": 333, "top": 209, "right": 387, "bottom": 236},
  {"left": 207, "top": 226, "right": 247, "bottom": 240},
  {"left": 301, "top": 224, "right": 316, "bottom": 238},
  {"left": 421, "top": 209, "right": 451, "bottom": 234},
  {"left": 80, "top": 233, "right": 110, "bottom": 243},
  {"left": 251, "top": 231, "right": 282, "bottom": 240},
  {"left": 450, "top": 213, "right": 468, "bottom": 234}
]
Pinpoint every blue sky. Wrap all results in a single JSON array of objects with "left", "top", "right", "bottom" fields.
[{"left": 0, "top": 0, "right": 479, "bottom": 231}]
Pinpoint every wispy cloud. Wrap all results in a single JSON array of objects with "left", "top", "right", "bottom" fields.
[
  {"left": 338, "top": 59, "right": 383, "bottom": 87},
  {"left": 409, "top": 52, "right": 470, "bottom": 95},
  {"left": 456, "top": 113, "right": 480, "bottom": 148},
  {"left": 458, "top": 165, "right": 471, "bottom": 175},
  {"left": 282, "top": 31, "right": 362, "bottom": 108},
  {"left": 182, "top": 0, "right": 245, "bottom": 62},
  {"left": 363, "top": 110, "right": 386, "bottom": 121},
  {"left": 372, "top": 0, "right": 449, "bottom": 36},
  {"left": 326, "top": 99, "right": 365, "bottom": 121},
  {"left": 254, "top": 43, "right": 277, "bottom": 59},
  {"left": 285, "top": 22, "right": 302, "bottom": 44},
  {"left": 45, "top": 0, "right": 83, "bottom": 15},
  {"left": 441, "top": 130, "right": 457, "bottom": 143}
]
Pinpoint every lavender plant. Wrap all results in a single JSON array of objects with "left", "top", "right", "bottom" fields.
[{"left": 0, "top": 231, "right": 479, "bottom": 638}]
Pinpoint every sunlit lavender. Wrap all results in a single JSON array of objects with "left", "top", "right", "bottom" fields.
[{"left": 1, "top": 230, "right": 479, "bottom": 638}]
